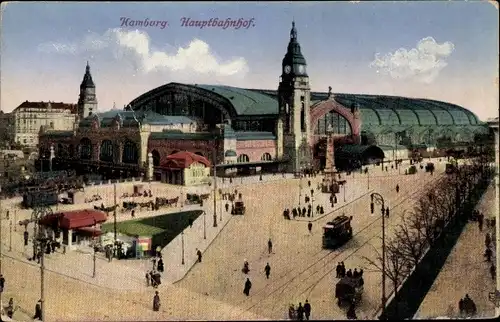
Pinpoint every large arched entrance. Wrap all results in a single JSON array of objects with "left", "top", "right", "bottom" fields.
[
  {"left": 100, "top": 140, "right": 114, "bottom": 162},
  {"left": 335, "top": 145, "right": 385, "bottom": 170},
  {"left": 122, "top": 140, "right": 139, "bottom": 164},
  {"left": 79, "top": 138, "right": 92, "bottom": 160}
]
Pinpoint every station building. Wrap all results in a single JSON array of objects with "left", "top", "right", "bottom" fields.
[{"left": 38, "top": 22, "right": 488, "bottom": 182}]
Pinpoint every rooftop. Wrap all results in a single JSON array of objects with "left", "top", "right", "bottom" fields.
[{"left": 13, "top": 101, "right": 77, "bottom": 114}]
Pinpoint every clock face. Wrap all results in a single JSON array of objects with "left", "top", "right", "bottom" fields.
[
  {"left": 284, "top": 65, "right": 291, "bottom": 74},
  {"left": 298, "top": 65, "right": 305, "bottom": 74}
]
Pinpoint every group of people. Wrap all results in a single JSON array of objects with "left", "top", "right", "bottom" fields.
[
  {"left": 458, "top": 294, "right": 477, "bottom": 317},
  {"left": 335, "top": 262, "right": 364, "bottom": 280},
  {"left": 288, "top": 300, "right": 312, "bottom": 320},
  {"left": 283, "top": 204, "right": 325, "bottom": 221}
]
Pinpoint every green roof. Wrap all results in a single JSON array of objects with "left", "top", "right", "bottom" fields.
[
  {"left": 150, "top": 131, "right": 215, "bottom": 140},
  {"left": 128, "top": 83, "right": 482, "bottom": 126},
  {"left": 79, "top": 110, "right": 195, "bottom": 127},
  {"left": 194, "top": 84, "right": 278, "bottom": 115}
]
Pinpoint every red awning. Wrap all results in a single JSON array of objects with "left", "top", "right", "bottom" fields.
[
  {"left": 161, "top": 151, "right": 211, "bottom": 169},
  {"left": 75, "top": 226, "right": 103, "bottom": 237},
  {"left": 58, "top": 209, "right": 107, "bottom": 230}
]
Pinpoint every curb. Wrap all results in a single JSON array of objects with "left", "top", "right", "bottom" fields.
[
  {"left": 295, "top": 190, "right": 374, "bottom": 223},
  {"left": 172, "top": 211, "right": 234, "bottom": 284}
]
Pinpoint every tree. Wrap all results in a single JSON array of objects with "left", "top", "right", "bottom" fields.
[
  {"left": 363, "top": 238, "right": 411, "bottom": 313},
  {"left": 392, "top": 215, "right": 428, "bottom": 270}
]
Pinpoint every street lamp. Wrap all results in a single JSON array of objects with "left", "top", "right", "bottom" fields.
[
  {"left": 203, "top": 210, "right": 206, "bottom": 239},
  {"left": 92, "top": 218, "right": 97, "bottom": 278},
  {"left": 213, "top": 150, "right": 218, "bottom": 228},
  {"left": 343, "top": 183, "right": 346, "bottom": 202},
  {"left": 370, "top": 192, "right": 387, "bottom": 319},
  {"left": 113, "top": 183, "right": 117, "bottom": 257},
  {"left": 181, "top": 229, "right": 185, "bottom": 265}
]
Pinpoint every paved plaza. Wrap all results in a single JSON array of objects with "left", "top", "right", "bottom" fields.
[{"left": 0, "top": 158, "right": 472, "bottom": 320}]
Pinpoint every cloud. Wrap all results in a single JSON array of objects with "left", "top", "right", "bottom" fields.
[
  {"left": 370, "top": 37, "right": 455, "bottom": 84},
  {"left": 37, "top": 28, "right": 249, "bottom": 77}
]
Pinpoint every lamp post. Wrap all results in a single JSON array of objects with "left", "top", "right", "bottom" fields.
[
  {"left": 113, "top": 183, "right": 117, "bottom": 257},
  {"left": 9, "top": 219, "right": 12, "bottom": 252},
  {"left": 203, "top": 210, "right": 206, "bottom": 239},
  {"left": 213, "top": 150, "right": 218, "bottom": 228},
  {"left": 181, "top": 229, "right": 185, "bottom": 265},
  {"left": 92, "top": 218, "right": 97, "bottom": 278},
  {"left": 370, "top": 192, "right": 387, "bottom": 319},
  {"left": 367, "top": 170, "right": 370, "bottom": 190},
  {"left": 343, "top": 183, "right": 346, "bottom": 202}
]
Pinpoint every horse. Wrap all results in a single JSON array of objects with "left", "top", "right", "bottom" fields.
[{"left": 139, "top": 201, "right": 152, "bottom": 211}]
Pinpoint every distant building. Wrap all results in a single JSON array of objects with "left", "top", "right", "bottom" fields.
[
  {"left": 11, "top": 100, "right": 77, "bottom": 147},
  {"left": 0, "top": 111, "right": 14, "bottom": 147}
]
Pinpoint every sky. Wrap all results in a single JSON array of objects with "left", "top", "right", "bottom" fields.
[{"left": 0, "top": 1, "right": 498, "bottom": 121}]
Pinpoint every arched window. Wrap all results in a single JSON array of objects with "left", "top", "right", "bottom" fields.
[
  {"left": 314, "top": 111, "right": 352, "bottom": 135},
  {"left": 79, "top": 138, "right": 92, "bottom": 160},
  {"left": 100, "top": 140, "right": 114, "bottom": 162},
  {"left": 122, "top": 140, "right": 139, "bottom": 164},
  {"left": 261, "top": 153, "right": 272, "bottom": 161},
  {"left": 151, "top": 150, "right": 161, "bottom": 167},
  {"left": 237, "top": 154, "right": 250, "bottom": 163}
]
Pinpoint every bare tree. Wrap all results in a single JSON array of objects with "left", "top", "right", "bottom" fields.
[
  {"left": 392, "top": 215, "right": 428, "bottom": 270},
  {"left": 363, "top": 238, "right": 411, "bottom": 311}
]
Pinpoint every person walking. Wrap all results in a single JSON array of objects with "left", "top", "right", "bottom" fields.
[
  {"left": 297, "top": 302, "right": 304, "bottom": 321},
  {"left": 485, "top": 247, "right": 493, "bottom": 262},
  {"left": 153, "top": 291, "right": 160, "bottom": 311},
  {"left": 458, "top": 298, "right": 464, "bottom": 316},
  {"left": 6, "top": 297, "right": 16, "bottom": 319},
  {"left": 346, "top": 302, "right": 357, "bottom": 319},
  {"left": 303, "top": 300, "right": 311, "bottom": 320},
  {"left": 33, "top": 300, "right": 42, "bottom": 320},
  {"left": 396, "top": 184, "right": 399, "bottom": 193},
  {"left": 307, "top": 222, "right": 312, "bottom": 234},
  {"left": 490, "top": 264, "right": 496, "bottom": 281},
  {"left": 243, "top": 278, "right": 252, "bottom": 296},
  {"left": 146, "top": 271, "right": 151, "bottom": 287},
  {"left": 24, "top": 230, "right": 29, "bottom": 246},
  {"left": 264, "top": 263, "right": 271, "bottom": 279},
  {"left": 0, "top": 274, "right": 5, "bottom": 293},
  {"left": 268, "top": 239, "right": 273, "bottom": 254},
  {"left": 196, "top": 248, "right": 202, "bottom": 263}
]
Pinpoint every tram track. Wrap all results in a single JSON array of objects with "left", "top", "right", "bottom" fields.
[{"left": 233, "top": 173, "right": 445, "bottom": 318}]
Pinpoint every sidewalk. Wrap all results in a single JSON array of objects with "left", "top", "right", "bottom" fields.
[{"left": 415, "top": 182, "right": 497, "bottom": 319}]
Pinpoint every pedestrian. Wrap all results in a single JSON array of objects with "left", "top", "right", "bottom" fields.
[
  {"left": 336, "top": 262, "right": 341, "bottom": 278},
  {"left": 478, "top": 215, "right": 483, "bottom": 231},
  {"left": 316, "top": 205, "right": 320, "bottom": 215},
  {"left": 268, "top": 239, "right": 273, "bottom": 254},
  {"left": 152, "top": 256, "right": 157, "bottom": 270},
  {"left": 24, "top": 230, "right": 29, "bottom": 246},
  {"left": 243, "top": 278, "right": 252, "bottom": 296},
  {"left": 340, "top": 262, "right": 346, "bottom": 278},
  {"left": 385, "top": 207, "right": 389, "bottom": 218},
  {"left": 197, "top": 248, "right": 202, "bottom": 262},
  {"left": 458, "top": 298, "right": 464, "bottom": 316},
  {"left": 308, "top": 221, "right": 312, "bottom": 234},
  {"left": 153, "top": 291, "right": 160, "bottom": 311},
  {"left": 297, "top": 302, "right": 304, "bottom": 321},
  {"left": 346, "top": 302, "right": 357, "bottom": 319},
  {"left": 131, "top": 209, "right": 135, "bottom": 218},
  {"left": 485, "top": 247, "right": 492, "bottom": 262},
  {"left": 304, "top": 299, "right": 311, "bottom": 320},
  {"left": 157, "top": 258, "right": 164, "bottom": 273},
  {"left": 0, "top": 274, "right": 5, "bottom": 293},
  {"left": 396, "top": 184, "right": 399, "bottom": 193},
  {"left": 485, "top": 233, "right": 492, "bottom": 248},
  {"left": 33, "top": 299, "right": 42, "bottom": 320},
  {"left": 353, "top": 268, "right": 359, "bottom": 278},
  {"left": 264, "top": 263, "right": 271, "bottom": 279},
  {"left": 490, "top": 264, "right": 496, "bottom": 280},
  {"left": 225, "top": 203, "right": 229, "bottom": 212},
  {"left": 146, "top": 271, "right": 150, "bottom": 287},
  {"left": 346, "top": 269, "right": 352, "bottom": 278},
  {"left": 188, "top": 218, "right": 193, "bottom": 228},
  {"left": 7, "top": 297, "right": 16, "bottom": 319}
]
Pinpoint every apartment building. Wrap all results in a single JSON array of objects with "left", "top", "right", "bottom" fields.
[{"left": 11, "top": 101, "right": 77, "bottom": 147}]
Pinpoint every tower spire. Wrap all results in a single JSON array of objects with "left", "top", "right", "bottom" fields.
[{"left": 290, "top": 20, "right": 297, "bottom": 41}]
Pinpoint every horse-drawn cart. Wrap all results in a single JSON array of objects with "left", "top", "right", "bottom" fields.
[{"left": 335, "top": 275, "right": 364, "bottom": 306}]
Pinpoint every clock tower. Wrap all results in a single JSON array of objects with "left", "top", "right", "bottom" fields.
[
  {"left": 277, "top": 21, "right": 312, "bottom": 173},
  {"left": 77, "top": 61, "right": 98, "bottom": 120}
]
